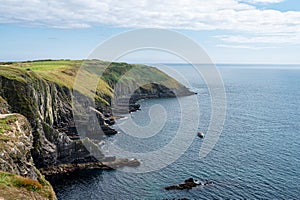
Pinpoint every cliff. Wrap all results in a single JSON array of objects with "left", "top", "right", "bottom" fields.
[
  {"left": 0, "top": 60, "right": 194, "bottom": 199},
  {"left": 0, "top": 61, "right": 107, "bottom": 168},
  {"left": 0, "top": 112, "right": 56, "bottom": 200}
]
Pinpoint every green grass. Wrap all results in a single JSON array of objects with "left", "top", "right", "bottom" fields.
[
  {"left": 0, "top": 59, "right": 187, "bottom": 108},
  {"left": 0, "top": 115, "right": 18, "bottom": 134},
  {"left": 0, "top": 66, "right": 27, "bottom": 83},
  {"left": 0, "top": 171, "right": 13, "bottom": 186},
  {"left": 0, "top": 171, "right": 56, "bottom": 200},
  {"left": 0, "top": 59, "right": 182, "bottom": 88},
  {"left": 0, "top": 60, "right": 113, "bottom": 107}
]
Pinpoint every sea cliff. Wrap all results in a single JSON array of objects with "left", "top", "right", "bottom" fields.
[{"left": 0, "top": 60, "right": 193, "bottom": 199}]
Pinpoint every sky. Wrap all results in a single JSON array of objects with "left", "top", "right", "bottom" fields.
[{"left": 0, "top": 0, "right": 300, "bottom": 64}]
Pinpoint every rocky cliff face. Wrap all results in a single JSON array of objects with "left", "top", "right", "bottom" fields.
[
  {"left": 0, "top": 113, "right": 36, "bottom": 179},
  {"left": 0, "top": 73, "right": 102, "bottom": 168},
  {"left": 0, "top": 112, "right": 56, "bottom": 200},
  {"left": 0, "top": 60, "right": 194, "bottom": 200},
  {"left": 0, "top": 60, "right": 194, "bottom": 170},
  {"left": 0, "top": 96, "right": 10, "bottom": 114}
]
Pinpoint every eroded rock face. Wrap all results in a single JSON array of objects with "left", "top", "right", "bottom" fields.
[
  {"left": 0, "top": 96, "right": 10, "bottom": 114},
  {"left": 0, "top": 113, "right": 37, "bottom": 179},
  {"left": 0, "top": 75, "right": 101, "bottom": 168},
  {"left": 0, "top": 64, "right": 194, "bottom": 169}
]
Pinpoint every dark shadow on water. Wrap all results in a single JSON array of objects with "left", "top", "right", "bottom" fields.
[{"left": 47, "top": 169, "right": 105, "bottom": 194}]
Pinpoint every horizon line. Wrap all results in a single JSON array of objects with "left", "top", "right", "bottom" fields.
[{"left": 1, "top": 59, "right": 300, "bottom": 66}]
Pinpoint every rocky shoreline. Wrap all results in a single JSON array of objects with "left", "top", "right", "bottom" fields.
[
  {"left": 39, "top": 158, "right": 141, "bottom": 177},
  {"left": 0, "top": 60, "right": 195, "bottom": 199}
]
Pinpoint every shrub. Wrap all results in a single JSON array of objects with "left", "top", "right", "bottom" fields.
[{"left": 13, "top": 176, "right": 43, "bottom": 191}]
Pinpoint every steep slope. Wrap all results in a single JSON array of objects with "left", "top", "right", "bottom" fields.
[
  {"left": 0, "top": 59, "right": 194, "bottom": 199},
  {"left": 0, "top": 67, "right": 104, "bottom": 168},
  {"left": 0, "top": 59, "right": 193, "bottom": 168},
  {"left": 0, "top": 112, "right": 56, "bottom": 200}
]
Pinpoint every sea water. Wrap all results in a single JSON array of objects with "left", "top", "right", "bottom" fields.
[{"left": 52, "top": 64, "right": 300, "bottom": 199}]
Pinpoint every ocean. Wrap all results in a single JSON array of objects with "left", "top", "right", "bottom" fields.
[{"left": 52, "top": 64, "right": 300, "bottom": 199}]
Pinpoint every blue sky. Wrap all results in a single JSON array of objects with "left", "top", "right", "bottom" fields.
[{"left": 0, "top": 0, "right": 300, "bottom": 64}]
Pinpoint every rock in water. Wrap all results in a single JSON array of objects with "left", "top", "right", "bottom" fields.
[{"left": 165, "top": 178, "right": 214, "bottom": 191}]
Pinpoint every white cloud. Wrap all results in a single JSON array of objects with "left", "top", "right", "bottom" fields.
[
  {"left": 218, "top": 44, "right": 260, "bottom": 49},
  {"left": 216, "top": 34, "right": 300, "bottom": 44},
  {"left": 0, "top": 0, "right": 299, "bottom": 47},
  {"left": 217, "top": 44, "right": 279, "bottom": 49},
  {"left": 0, "top": 0, "right": 297, "bottom": 32},
  {"left": 241, "top": 0, "right": 284, "bottom": 4}
]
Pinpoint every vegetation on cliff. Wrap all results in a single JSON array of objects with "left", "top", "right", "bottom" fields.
[
  {"left": 0, "top": 113, "right": 56, "bottom": 200},
  {"left": 0, "top": 59, "right": 193, "bottom": 199},
  {"left": 0, "top": 60, "right": 191, "bottom": 106},
  {"left": 0, "top": 60, "right": 192, "bottom": 168},
  {"left": 0, "top": 171, "right": 56, "bottom": 200}
]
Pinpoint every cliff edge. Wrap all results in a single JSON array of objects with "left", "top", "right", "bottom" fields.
[{"left": 0, "top": 60, "right": 194, "bottom": 199}]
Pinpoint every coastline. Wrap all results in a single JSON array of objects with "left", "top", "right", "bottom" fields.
[{"left": 0, "top": 60, "right": 194, "bottom": 199}]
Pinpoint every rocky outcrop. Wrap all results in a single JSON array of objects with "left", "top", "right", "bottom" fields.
[
  {"left": 39, "top": 158, "right": 140, "bottom": 177},
  {"left": 112, "top": 83, "right": 195, "bottom": 114},
  {"left": 0, "top": 96, "right": 10, "bottom": 114},
  {"left": 0, "top": 113, "right": 56, "bottom": 200},
  {"left": 0, "top": 73, "right": 104, "bottom": 168},
  {"left": 0, "top": 113, "right": 37, "bottom": 179},
  {"left": 165, "top": 178, "right": 214, "bottom": 191}
]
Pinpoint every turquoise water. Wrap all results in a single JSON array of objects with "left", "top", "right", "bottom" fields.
[{"left": 53, "top": 65, "right": 300, "bottom": 199}]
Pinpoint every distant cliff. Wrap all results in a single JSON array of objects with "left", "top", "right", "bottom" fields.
[{"left": 0, "top": 60, "right": 194, "bottom": 199}]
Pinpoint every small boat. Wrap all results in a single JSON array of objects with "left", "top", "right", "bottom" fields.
[{"left": 197, "top": 132, "right": 204, "bottom": 138}]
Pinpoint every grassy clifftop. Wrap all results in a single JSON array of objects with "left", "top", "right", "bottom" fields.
[
  {"left": 0, "top": 59, "right": 183, "bottom": 87},
  {"left": 0, "top": 60, "right": 193, "bottom": 199},
  {"left": 0, "top": 60, "right": 112, "bottom": 107},
  {"left": 0, "top": 60, "right": 190, "bottom": 107}
]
